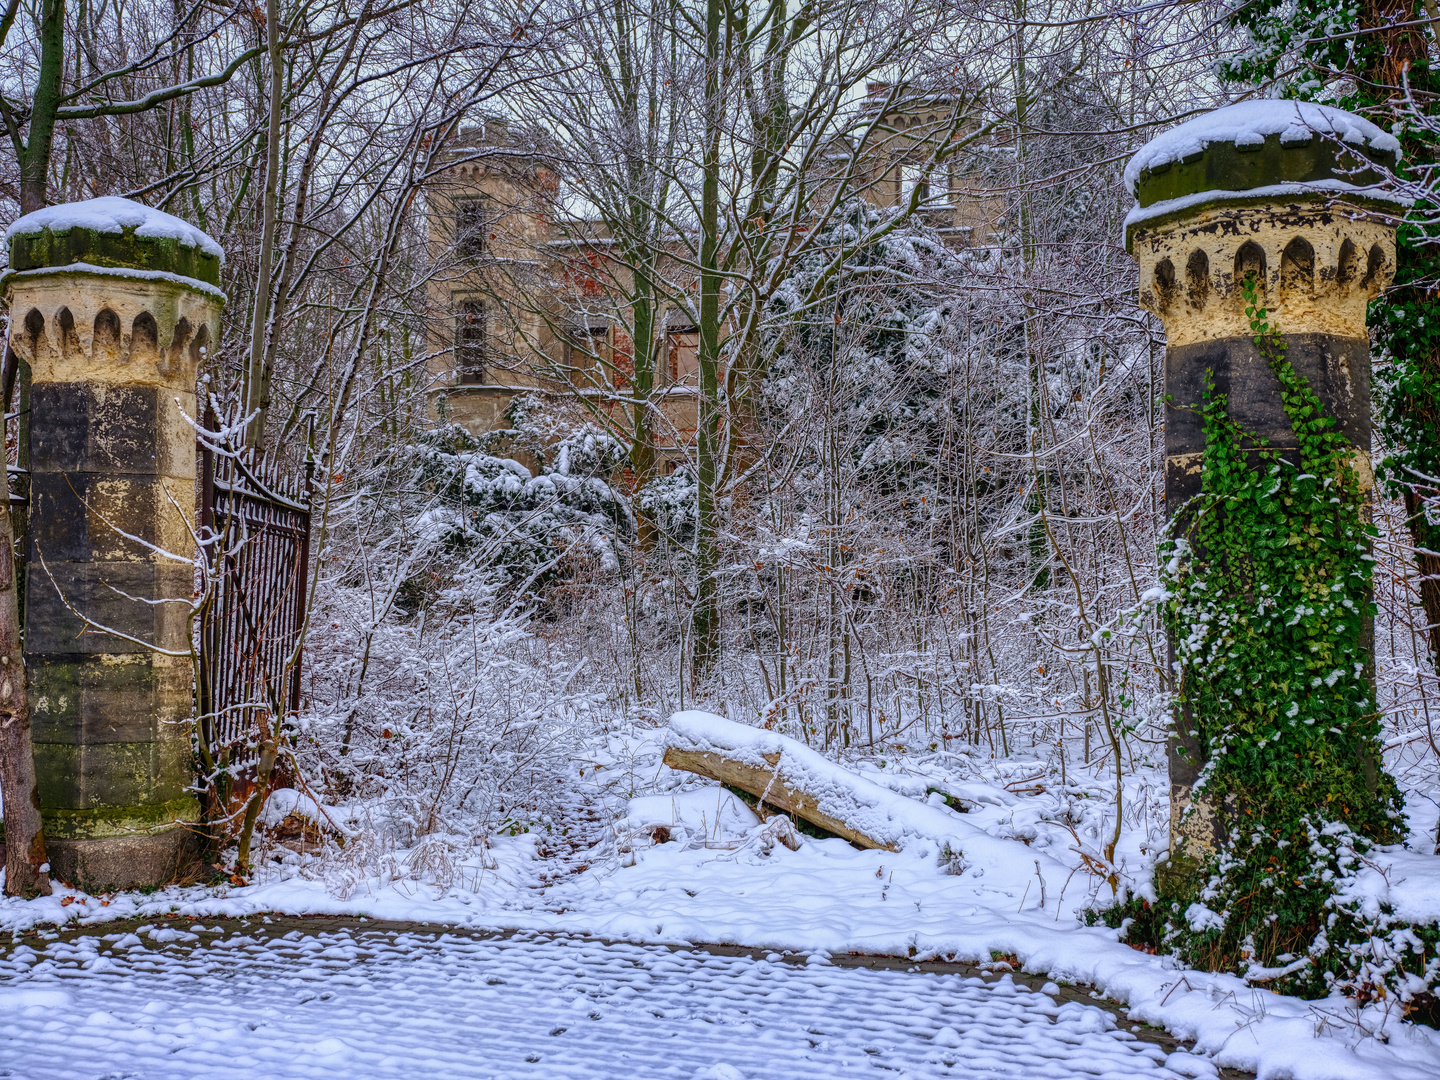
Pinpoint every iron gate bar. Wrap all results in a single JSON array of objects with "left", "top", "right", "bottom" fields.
[{"left": 199, "top": 412, "right": 314, "bottom": 767}]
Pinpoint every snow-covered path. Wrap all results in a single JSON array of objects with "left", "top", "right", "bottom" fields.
[{"left": 0, "top": 919, "right": 1203, "bottom": 1080}]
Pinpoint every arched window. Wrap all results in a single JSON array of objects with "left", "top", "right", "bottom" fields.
[
  {"left": 455, "top": 198, "right": 485, "bottom": 264},
  {"left": 455, "top": 300, "right": 488, "bottom": 384}
]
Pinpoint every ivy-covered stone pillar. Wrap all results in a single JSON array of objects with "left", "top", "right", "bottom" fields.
[
  {"left": 3, "top": 198, "right": 223, "bottom": 889},
  {"left": 1124, "top": 102, "right": 1402, "bottom": 874}
]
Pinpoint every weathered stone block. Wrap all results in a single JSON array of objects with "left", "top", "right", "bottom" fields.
[
  {"left": 1162, "top": 334, "right": 1373, "bottom": 509},
  {"left": 29, "top": 473, "right": 196, "bottom": 563},
  {"left": 45, "top": 830, "right": 200, "bottom": 892},
  {"left": 24, "top": 560, "right": 194, "bottom": 654},
  {"left": 34, "top": 738, "right": 193, "bottom": 814},
  {"left": 29, "top": 382, "right": 198, "bottom": 479},
  {"left": 29, "top": 652, "right": 192, "bottom": 745}
]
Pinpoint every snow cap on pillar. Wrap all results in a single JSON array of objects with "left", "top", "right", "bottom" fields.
[
  {"left": 1122, "top": 100, "right": 1404, "bottom": 252},
  {"left": 4, "top": 195, "right": 225, "bottom": 294}
]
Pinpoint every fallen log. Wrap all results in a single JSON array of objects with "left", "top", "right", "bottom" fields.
[
  {"left": 662, "top": 712, "right": 1080, "bottom": 909},
  {"left": 661, "top": 745, "right": 896, "bottom": 851}
]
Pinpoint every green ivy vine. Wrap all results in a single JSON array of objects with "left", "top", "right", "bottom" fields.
[
  {"left": 1098, "top": 276, "right": 1425, "bottom": 1005},
  {"left": 1213, "top": 0, "right": 1440, "bottom": 671}
]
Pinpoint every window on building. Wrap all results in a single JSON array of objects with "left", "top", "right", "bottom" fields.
[
  {"left": 666, "top": 328, "right": 699, "bottom": 385},
  {"left": 455, "top": 300, "right": 487, "bottom": 384},
  {"left": 900, "top": 161, "right": 949, "bottom": 206},
  {"left": 455, "top": 199, "right": 486, "bottom": 263}
]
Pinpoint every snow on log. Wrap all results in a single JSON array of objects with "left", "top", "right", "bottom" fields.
[
  {"left": 662, "top": 743, "right": 895, "bottom": 850},
  {"left": 662, "top": 713, "right": 1078, "bottom": 895},
  {"left": 663, "top": 711, "right": 981, "bottom": 855}
]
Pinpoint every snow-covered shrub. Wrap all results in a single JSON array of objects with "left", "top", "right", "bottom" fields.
[
  {"left": 296, "top": 580, "right": 593, "bottom": 847},
  {"left": 761, "top": 200, "right": 961, "bottom": 526},
  {"left": 274, "top": 401, "right": 632, "bottom": 868},
  {"left": 636, "top": 469, "right": 697, "bottom": 549},
  {"left": 1106, "top": 818, "right": 1440, "bottom": 1018},
  {"left": 410, "top": 417, "right": 634, "bottom": 601},
  {"left": 493, "top": 392, "right": 630, "bottom": 476}
]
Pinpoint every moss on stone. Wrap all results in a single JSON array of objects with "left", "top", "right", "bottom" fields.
[
  {"left": 1132, "top": 132, "right": 1398, "bottom": 209},
  {"left": 35, "top": 737, "right": 194, "bottom": 812},
  {"left": 40, "top": 794, "right": 200, "bottom": 840},
  {"left": 7, "top": 223, "right": 221, "bottom": 287}
]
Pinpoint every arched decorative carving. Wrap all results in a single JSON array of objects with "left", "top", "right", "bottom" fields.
[
  {"left": 1363, "top": 243, "right": 1388, "bottom": 292},
  {"left": 1154, "top": 257, "right": 1178, "bottom": 311},
  {"left": 1186, "top": 250, "right": 1210, "bottom": 307},
  {"left": 93, "top": 308, "right": 121, "bottom": 359},
  {"left": 190, "top": 322, "right": 211, "bottom": 367},
  {"left": 55, "top": 307, "right": 80, "bottom": 356},
  {"left": 169, "top": 317, "right": 192, "bottom": 359},
  {"left": 162, "top": 316, "right": 194, "bottom": 378},
  {"left": 1280, "top": 236, "right": 1315, "bottom": 298},
  {"left": 1337, "top": 238, "right": 1361, "bottom": 286},
  {"left": 130, "top": 311, "right": 160, "bottom": 364},
  {"left": 1234, "top": 241, "right": 1266, "bottom": 294},
  {"left": 21, "top": 308, "right": 45, "bottom": 358}
]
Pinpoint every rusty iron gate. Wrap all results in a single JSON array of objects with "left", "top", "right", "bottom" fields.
[{"left": 198, "top": 427, "right": 314, "bottom": 766}]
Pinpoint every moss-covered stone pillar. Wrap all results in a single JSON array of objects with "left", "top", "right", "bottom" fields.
[
  {"left": 1124, "top": 103, "right": 1400, "bottom": 868},
  {"left": 2, "top": 198, "right": 224, "bottom": 889}
]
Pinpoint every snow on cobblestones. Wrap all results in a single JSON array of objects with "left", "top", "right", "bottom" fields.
[{"left": 0, "top": 924, "right": 1176, "bottom": 1080}]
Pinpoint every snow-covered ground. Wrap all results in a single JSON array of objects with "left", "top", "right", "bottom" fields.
[
  {"left": 0, "top": 921, "right": 1197, "bottom": 1079},
  {"left": 4, "top": 714, "right": 1440, "bottom": 1080}
]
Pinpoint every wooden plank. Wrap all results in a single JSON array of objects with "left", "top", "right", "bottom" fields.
[{"left": 661, "top": 746, "right": 899, "bottom": 852}]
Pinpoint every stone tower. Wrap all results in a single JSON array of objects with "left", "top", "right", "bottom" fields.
[
  {"left": 3, "top": 197, "right": 224, "bottom": 889},
  {"left": 1125, "top": 101, "right": 1402, "bottom": 863}
]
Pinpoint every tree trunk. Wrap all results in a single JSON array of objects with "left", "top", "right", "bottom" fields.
[
  {"left": 243, "top": 0, "right": 285, "bottom": 450},
  {"left": 234, "top": 730, "right": 278, "bottom": 875},
  {"left": 16, "top": 0, "right": 66, "bottom": 214},
  {"left": 689, "top": 0, "right": 723, "bottom": 682},
  {"left": 628, "top": 269, "right": 658, "bottom": 502},
  {"left": 0, "top": 349, "right": 48, "bottom": 898}
]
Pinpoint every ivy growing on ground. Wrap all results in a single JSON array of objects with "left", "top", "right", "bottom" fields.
[{"left": 1097, "top": 279, "right": 1440, "bottom": 1014}]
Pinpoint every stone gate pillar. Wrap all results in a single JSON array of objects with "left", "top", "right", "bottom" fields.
[
  {"left": 3, "top": 198, "right": 224, "bottom": 889},
  {"left": 1124, "top": 102, "right": 1401, "bottom": 866}
]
